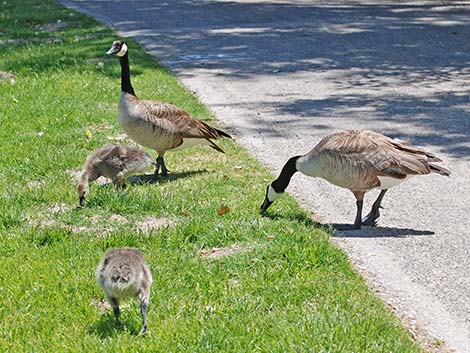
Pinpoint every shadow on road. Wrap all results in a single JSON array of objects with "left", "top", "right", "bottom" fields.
[
  {"left": 111, "top": 1, "right": 470, "bottom": 158},
  {"left": 333, "top": 224, "right": 435, "bottom": 238}
]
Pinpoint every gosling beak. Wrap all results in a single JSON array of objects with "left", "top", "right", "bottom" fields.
[
  {"left": 79, "top": 196, "right": 85, "bottom": 207},
  {"left": 260, "top": 196, "right": 273, "bottom": 211}
]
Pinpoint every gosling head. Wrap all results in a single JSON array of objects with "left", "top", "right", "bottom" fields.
[
  {"left": 106, "top": 40, "right": 128, "bottom": 57},
  {"left": 77, "top": 182, "right": 88, "bottom": 207},
  {"left": 260, "top": 184, "right": 283, "bottom": 211}
]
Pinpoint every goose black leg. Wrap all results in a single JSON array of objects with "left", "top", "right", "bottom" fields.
[
  {"left": 335, "top": 191, "right": 364, "bottom": 230},
  {"left": 155, "top": 156, "right": 169, "bottom": 177},
  {"left": 353, "top": 199, "right": 363, "bottom": 229},
  {"left": 363, "top": 189, "right": 387, "bottom": 226},
  {"left": 110, "top": 297, "right": 120, "bottom": 325},
  {"left": 139, "top": 302, "right": 148, "bottom": 335}
]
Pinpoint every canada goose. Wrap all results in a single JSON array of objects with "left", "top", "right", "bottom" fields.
[
  {"left": 261, "top": 130, "right": 451, "bottom": 229},
  {"left": 96, "top": 247, "right": 153, "bottom": 334},
  {"left": 105, "top": 40, "right": 232, "bottom": 177},
  {"left": 77, "top": 144, "right": 153, "bottom": 206}
]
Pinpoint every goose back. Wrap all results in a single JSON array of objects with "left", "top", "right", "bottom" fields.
[
  {"left": 119, "top": 93, "right": 229, "bottom": 152},
  {"left": 297, "top": 130, "right": 449, "bottom": 192}
]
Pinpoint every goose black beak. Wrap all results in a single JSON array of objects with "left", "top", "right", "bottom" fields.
[
  {"left": 79, "top": 196, "right": 85, "bottom": 207},
  {"left": 105, "top": 47, "right": 117, "bottom": 55},
  {"left": 260, "top": 196, "right": 273, "bottom": 211}
]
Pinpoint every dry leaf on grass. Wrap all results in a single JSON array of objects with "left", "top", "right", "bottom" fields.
[
  {"left": 217, "top": 204, "right": 230, "bottom": 216},
  {"left": 182, "top": 210, "right": 191, "bottom": 217}
]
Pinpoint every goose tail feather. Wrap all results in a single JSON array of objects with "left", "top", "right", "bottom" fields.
[
  {"left": 207, "top": 139, "right": 225, "bottom": 153},
  {"left": 428, "top": 163, "right": 451, "bottom": 176}
]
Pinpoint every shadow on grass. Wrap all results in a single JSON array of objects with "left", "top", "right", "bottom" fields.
[
  {"left": 127, "top": 169, "right": 208, "bottom": 185},
  {"left": 260, "top": 210, "right": 326, "bottom": 229},
  {"left": 88, "top": 312, "right": 139, "bottom": 338}
]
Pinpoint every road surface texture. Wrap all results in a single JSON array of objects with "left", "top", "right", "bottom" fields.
[{"left": 59, "top": 0, "right": 470, "bottom": 351}]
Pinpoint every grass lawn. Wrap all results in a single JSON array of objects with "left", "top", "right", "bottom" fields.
[{"left": 0, "top": 0, "right": 422, "bottom": 352}]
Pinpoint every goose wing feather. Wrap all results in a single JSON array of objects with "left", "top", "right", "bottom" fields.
[
  {"left": 314, "top": 130, "right": 433, "bottom": 178},
  {"left": 139, "top": 100, "right": 224, "bottom": 139}
]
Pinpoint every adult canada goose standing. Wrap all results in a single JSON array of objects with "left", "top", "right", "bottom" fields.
[
  {"left": 96, "top": 247, "right": 153, "bottom": 334},
  {"left": 261, "top": 130, "right": 450, "bottom": 229},
  {"left": 106, "top": 40, "right": 232, "bottom": 177},
  {"left": 77, "top": 144, "right": 153, "bottom": 206}
]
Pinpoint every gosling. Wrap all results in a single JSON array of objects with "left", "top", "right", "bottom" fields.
[
  {"left": 96, "top": 247, "right": 153, "bottom": 334},
  {"left": 77, "top": 144, "right": 153, "bottom": 206}
]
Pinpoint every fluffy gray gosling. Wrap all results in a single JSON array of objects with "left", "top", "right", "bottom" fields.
[
  {"left": 96, "top": 247, "right": 153, "bottom": 334},
  {"left": 77, "top": 144, "right": 153, "bottom": 206}
]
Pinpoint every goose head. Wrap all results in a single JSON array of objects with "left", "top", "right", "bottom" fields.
[
  {"left": 77, "top": 182, "right": 88, "bottom": 207},
  {"left": 260, "top": 184, "right": 283, "bottom": 211},
  {"left": 106, "top": 41, "right": 128, "bottom": 57}
]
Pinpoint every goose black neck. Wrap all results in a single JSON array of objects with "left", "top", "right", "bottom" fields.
[
  {"left": 119, "top": 53, "right": 136, "bottom": 96},
  {"left": 272, "top": 156, "right": 300, "bottom": 193}
]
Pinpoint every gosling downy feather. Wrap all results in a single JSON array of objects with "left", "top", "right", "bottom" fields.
[
  {"left": 77, "top": 144, "right": 153, "bottom": 206},
  {"left": 96, "top": 247, "right": 153, "bottom": 334},
  {"left": 106, "top": 40, "right": 231, "bottom": 176},
  {"left": 261, "top": 129, "right": 450, "bottom": 229}
]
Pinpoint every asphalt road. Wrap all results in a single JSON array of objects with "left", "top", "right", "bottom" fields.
[{"left": 58, "top": 1, "right": 470, "bottom": 351}]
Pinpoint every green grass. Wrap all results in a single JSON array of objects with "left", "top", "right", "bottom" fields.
[{"left": 0, "top": 1, "right": 422, "bottom": 352}]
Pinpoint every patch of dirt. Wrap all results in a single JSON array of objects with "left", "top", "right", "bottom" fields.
[
  {"left": 39, "top": 219, "right": 56, "bottom": 228},
  {"left": 109, "top": 214, "right": 128, "bottom": 224},
  {"left": 27, "top": 180, "right": 43, "bottom": 190},
  {"left": 48, "top": 203, "right": 70, "bottom": 214},
  {"left": 0, "top": 38, "right": 27, "bottom": 47},
  {"left": 66, "top": 169, "right": 81, "bottom": 181},
  {"left": 42, "top": 37, "right": 62, "bottom": 44},
  {"left": 137, "top": 217, "right": 172, "bottom": 234},
  {"left": 90, "top": 299, "right": 111, "bottom": 314},
  {"left": 38, "top": 20, "right": 67, "bottom": 32},
  {"left": 200, "top": 243, "right": 254, "bottom": 259},
  {"left": 89, "top": 123, "right": 113, "bottom": 131},
  {"left": 90, "top": 215, "right": 101, "bottom": 224},
  {"left": 68, "top": 225, "right": 90, "bottom": 234},
  {"left": 107, "top": 133, "right": 128, "bottom": 142},
  {"left": 0, "top": 71, "right": 16, "bottom": 85}
]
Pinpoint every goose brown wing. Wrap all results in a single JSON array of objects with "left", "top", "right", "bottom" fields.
[
  {"left": 316, "top": 130, "right": 431, "bottom": 178},
  {"left": 140, "top": 100, "right": 227, "bottom": 139}
]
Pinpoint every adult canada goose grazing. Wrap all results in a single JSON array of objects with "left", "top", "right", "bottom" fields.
[
  {"left": 106, "top": 40, "right": 232, "bottom": 177},
  {"left": 77, "top": 144, "right": 153, "bottom": 207},
  {"left": 96, "top": 247, "right": 153, "bottom": 334},
  {"left": 261, "top": 130, "right": 450, "bottom": 229}
]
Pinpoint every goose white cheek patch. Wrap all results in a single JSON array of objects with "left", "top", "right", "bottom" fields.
[
  {"left": 267, "top": 185, "right": 282, "bottom": 202},
  {"left": 116, "top": 43, "right": 128, "bottom": 57}
]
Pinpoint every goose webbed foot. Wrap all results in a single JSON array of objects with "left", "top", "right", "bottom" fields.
[
  {"left": 362, "top": 206, "right": 383, "bottom": 226},
  {"left": 362, "top": 190, "right": 387, "bottom": 226}
]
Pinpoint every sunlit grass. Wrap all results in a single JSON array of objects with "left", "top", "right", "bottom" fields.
[{"left": 0, "top": 0, "right": 422, "bottom": 352}]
